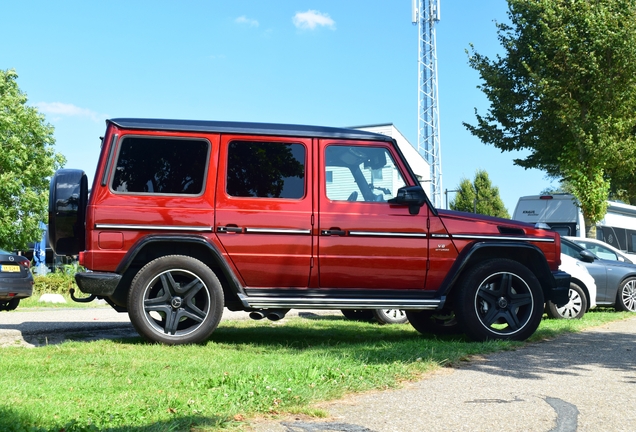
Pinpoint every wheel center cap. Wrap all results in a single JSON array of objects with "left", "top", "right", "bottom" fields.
[
  {"left": 171, "top": 297, "right": 183, "bottom": 309},
  {"left": 498, "top": 297, "right": 509, "bottom": 309}
]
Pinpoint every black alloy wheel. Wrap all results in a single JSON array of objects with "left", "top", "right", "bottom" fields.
[
  {"left": 455, "top": 259, "right": 544, "bottom": 342},
  {"left": 128, "top": 255, "right": 224, "bottom": 345}
]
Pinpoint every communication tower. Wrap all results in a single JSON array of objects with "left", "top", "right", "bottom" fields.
[{"left": 412, "top": 0, "right": 442, "bottom": 207}]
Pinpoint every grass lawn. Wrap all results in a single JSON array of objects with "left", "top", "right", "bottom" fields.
[{"left": 0, "top": 309, "right": 632, "bottom": 431}]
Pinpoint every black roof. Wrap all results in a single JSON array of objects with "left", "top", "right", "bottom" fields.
[{"left": 108, "top": 118, "right": 393, "bottom": 142}]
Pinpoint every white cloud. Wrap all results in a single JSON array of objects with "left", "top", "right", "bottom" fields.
[
  {"left": 35, "top": 102, "right": 104, "bottom": 122},
  {"left": 293, "top": 10, "right": 336, "bottom": 30},
  {"left": 235, "top": 15, "right": 259, "bottom": 27}
]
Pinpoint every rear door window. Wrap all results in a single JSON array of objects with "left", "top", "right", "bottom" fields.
[
  {"left": 226, "top": 141, "right": 305, "bottom": 199},
  {"left": 111, "top": 136, "right": 209, "bottom": 195}
]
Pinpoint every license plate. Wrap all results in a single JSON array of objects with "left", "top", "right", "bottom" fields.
[{"left": 1, "top": 265, "right": 20, "bottom": 273}]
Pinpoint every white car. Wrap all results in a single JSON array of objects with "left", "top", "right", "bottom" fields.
[
  {"left": 546, "top": 254, "right": 597, "bottom": 319},
  {"left": 565, "top": 236, "right": 634, "bottom": 263}
]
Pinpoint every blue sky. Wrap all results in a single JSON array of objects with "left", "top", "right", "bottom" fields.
[{"left": 3, "top": 1, "right": 556, "bottom": 213}]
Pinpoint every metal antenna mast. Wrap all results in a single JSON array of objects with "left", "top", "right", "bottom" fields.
[{"left": 412, "top": 0, "right": 442, "bottom": 207}]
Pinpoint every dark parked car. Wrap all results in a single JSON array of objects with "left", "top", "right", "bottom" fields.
[
  {"left": 0, "top": 249, "right": 33, "bottom": 311},
  {"left": 561, "top": 238, "right": 636, "bottom": 312}
]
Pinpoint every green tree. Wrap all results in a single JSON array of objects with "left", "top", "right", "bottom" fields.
[
  {"left": 0, "top": 69, "right": 65, "bottom": 251},
  {"left": 464, "top": 0, "right": 636, "bottom": 237},
  {"left": 450, "top": 169, "right": 510, "bottom": 218}
]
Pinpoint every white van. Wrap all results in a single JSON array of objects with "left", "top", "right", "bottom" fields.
[{"left": 512, "top": 194, "right": 636, "bottom": 257}]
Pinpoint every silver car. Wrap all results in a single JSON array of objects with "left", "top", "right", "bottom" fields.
[
  {"left": 565, "top": 236, "right": 634, "bottom": 263},
  {"left": 561, "top": 238, "right": 636, "bottom": 312}
]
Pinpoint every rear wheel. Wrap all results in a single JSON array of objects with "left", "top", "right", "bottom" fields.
[
  {"left": 373, "top": 309, "right": 408, "bottom": 324},
  {"left": 455, "top": 259, "right": 544, "bottom": 341},
  {"left": 546, "top": 283, "right": 587, "bottom": 319},
  {"left": 128, "top": 255, "right": 224, "bottom": 344},
  {"left": 0, "top": 298, "right": 20, "bottom": 311},
  {"left": 615, "top": 277, "right": 636, "bottom": 312}
]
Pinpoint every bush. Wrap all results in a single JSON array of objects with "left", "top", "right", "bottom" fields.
[{"left": 33, "top": 272, "right": 79, "bottom": 295}]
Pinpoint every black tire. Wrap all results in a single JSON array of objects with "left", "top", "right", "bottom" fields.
[
  {"left": 615, "top": 277, "right": 636, "bottom": 312},
  {"left": 373, "top": 309, "right": 408, "bottom": 325},
  {"left": 546, "top": 282, "right": 587, "bottom": 319},
  {"left": 341, "top": 309, "right": 375, "bottom": 321},
  {"left": 127, "top": 255, "right": 224, "bottom": 344},
  {"left": 406, "top": 309, "right": 462, "bottom": 335},
  {"left": 0, "top": 298, "right": 20, "bottom": 311},
  {"left": 454, "top": 259, "right": 544, "bottom": 342}
]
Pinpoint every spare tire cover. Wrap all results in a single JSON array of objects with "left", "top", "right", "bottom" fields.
[{"left": 48, "top": 169, "right": 88, "bottom": 256}]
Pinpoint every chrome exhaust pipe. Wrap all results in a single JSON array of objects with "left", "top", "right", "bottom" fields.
[
  {"left": 266, "top": 309, "right": 290, "bottom": 321},
  {"left": 249, "top": 311, "right": 266, "bottom": 320}
]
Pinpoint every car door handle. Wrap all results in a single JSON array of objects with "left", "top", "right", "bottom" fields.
[
  {"left": 321, "top": 229, "right": 346, "bottom": 236},
  {"left": 217, "top": 225, "right": 243, "bottom": 233}
]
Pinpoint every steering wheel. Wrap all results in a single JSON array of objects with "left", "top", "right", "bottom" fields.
[{"left": 347, "top": 191, "right": 358, "bottom": 202}]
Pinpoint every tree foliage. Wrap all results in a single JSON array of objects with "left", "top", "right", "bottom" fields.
[
  {"left": 450, "top": 169, "right": 510, "bottom": 218},
  {"left": 0, "top": 69, "right": 65, "bottom": 251},
  {"left": 464, "top": 0, "right": 636, "bottom": 236}
]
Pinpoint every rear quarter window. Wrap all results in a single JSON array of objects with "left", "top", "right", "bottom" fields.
[{"left": 111, "top": 136, "right": 209, "bottom": 195}]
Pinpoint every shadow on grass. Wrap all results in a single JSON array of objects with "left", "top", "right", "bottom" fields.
[
  {"left": 0, "top": 405, "right": 233, "bottom": 432},
  {"left": 212, "top": 316, "right": 460, "bottom": 347}
]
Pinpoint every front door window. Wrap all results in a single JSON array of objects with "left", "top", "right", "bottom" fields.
[{"left": 325, "top": 146, "right": 405, "bottom": 203}]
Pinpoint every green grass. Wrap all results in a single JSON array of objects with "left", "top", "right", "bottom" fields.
[{"left": 0, "top": 309, "right": 631, "bottom": 431}]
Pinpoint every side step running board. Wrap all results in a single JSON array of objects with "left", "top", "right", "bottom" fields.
[{"left": 238, "top": 294, "right": 442, "bottom": 310}]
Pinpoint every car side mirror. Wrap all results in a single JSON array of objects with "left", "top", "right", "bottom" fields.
[
  {"left": 579, "top": 249, "right": 596, "bottom": 263},
  {"left": 388, "top": 186, "right": 427, "bottom": 215}
]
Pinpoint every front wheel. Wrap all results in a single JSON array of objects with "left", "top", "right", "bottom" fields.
[
  {"left": 546, "top": 283, "right": 587, "bottom": 319},
  {"left": 615, "top": 277, "right": 636, "bottom": 312},
  {"left": 454, "top": 259, "right": 544, "bottom": 342},
  {"left": 128, "top": 255, "right": 224, "bottom": 345}
]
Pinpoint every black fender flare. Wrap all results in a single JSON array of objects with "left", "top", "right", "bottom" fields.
[{"left": 114, "top": 234, "right": 245, "bottom": 298}]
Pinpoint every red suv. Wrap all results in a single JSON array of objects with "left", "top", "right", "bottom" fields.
[{"left": 49, "top": 118, "right": 569, "bottom": 344}]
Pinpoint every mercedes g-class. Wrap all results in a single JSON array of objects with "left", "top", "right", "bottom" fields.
[{"left": 49, "top": 118, "right": 569, "bottom": 344}]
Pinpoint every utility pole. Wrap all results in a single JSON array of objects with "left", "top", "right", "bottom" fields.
[
  {"left": 412, "top": 0, "right": 442, "bottom": 207},
  {"left": 445, "top": 188, "right": 459, "bottom": 209}
]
